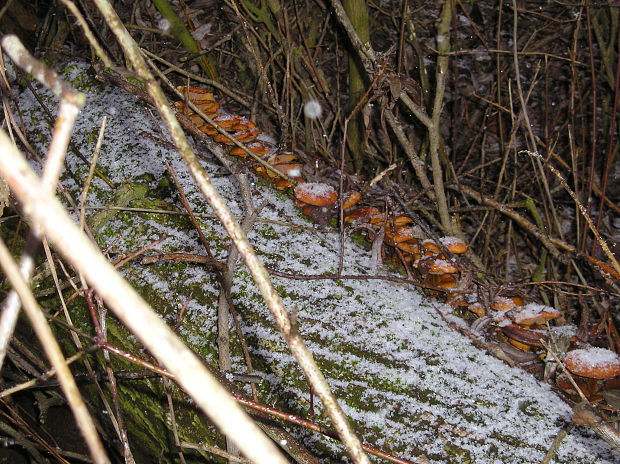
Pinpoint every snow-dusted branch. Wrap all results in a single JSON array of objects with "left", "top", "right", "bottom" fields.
[
  {"left": 0, "top": 128, "right": 288, "bottom": 463},
  {"left": 85, "top": 0, "right": 371, "bottom": 462}
]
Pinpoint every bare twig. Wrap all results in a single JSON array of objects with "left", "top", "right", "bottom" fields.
[
  {"left": 0, "top": 35, "right": 84, "bottom": 371},
  {"left": 522, "top": 150, "right": 620, "bottom": 275},
  {"left": 89, "top": 1, "right": 370, "bottom": 461},
  {"left": 0, "top": 126, "right": 288, "bottom": 463},
  {"left": 0, "top": 237, "right": 109, "bottom": 463},
  {"left": 572, "top": 402, "right": 620, "bottom": 453},
  {"left": 79, "top": 116, "right": 107, "bottom": 230},
  {"left": 60, "top": 0, "right": 114, "bottom": 68}
]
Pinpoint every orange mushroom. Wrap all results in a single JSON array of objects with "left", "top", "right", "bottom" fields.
[
  {"left": 344, "top": 206, "right": 382, "bottom": 224},
  {"left": 275, "top": 179, "right": 296, "bottom": 190},
  {"left": 212, "top": 113, "right": 241, "bottom": 129},
  {"left": 214, "top": 133, "right": 236, "bottom": 145},
  {"left": 342, "top": 191, "right": 362, "bottom": 209},
  {"left": 507, "top": 338, "right": 533, "bottom": 352},
  {"left": 231, "top": 117, "right": 257, "bottom": 131},
  {"left": 199, "top": 124, "right": 218, "bottom": 136},
  {"left": 185, "top": 112, "right": 207, "bottom": 126},
  {"left": 176, "top": 100, "right": 220, "bottom": 115},
  {"left": 254, "top": 164, "right": 282, "bottom": 180},
  {"left": 512, "top": 303, "right": 561, "bottom": 326},
  {"left": 234, "top": 127, "right": 261, "bottom": 143},
  {"left": 176, "top": 86, "right": 216, "bottom": 102},
  {"left": 415, "top": 256, "right": 459, "bottom": 275},
  {"left": 267, "top": 152, "right": 298, "bottom": 165},
  {"left": 194, "top": 100, "right": 220, "bottom": 115},
  {"left": 556, "top": 373, "right": 599, "bottom": 399},
  {"left": 294, "top": 182, "right": 338, "bottom": 207},
  {"left": 501, "top": 324, "right": 547, "bottom": 349},
  {"left": 432, "top": 273, "right": 458, "bottom": 289},
  {"left": 272, "top": 163, "right": 303, "bottom": 178},
  {"left": 397, "top": 239, "right": 420, "bottom": 255},
  {"left": 491, "top": 296, "right": 518, "bottom": 311},
  {"left": 565, "top": 347, "right": 620, "bottom": 380},
  {"left": 393, "top": 216, "right": 414, "bottom": 225},
  {"left": 468, "top": 302, "right": 486, "bottom": 318},
  {"left": 385, "top": 225, "right": 417, "bottom": 245},
  {"left": 439, "top": 236, "right": 468, "bottom": 254},
  {"left": 229, "top": 141, "right": 273, "bottom": 157},
  {"left": 421, "top": 239, "right": 441, "bottom": 256}
]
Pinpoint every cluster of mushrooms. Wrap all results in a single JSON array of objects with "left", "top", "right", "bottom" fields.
[
  {"left": 175, "top": 86, "right": 620, "bottom": 394},
  {"left": 175, "top": 87, "right": 303, "bottom": 190}
]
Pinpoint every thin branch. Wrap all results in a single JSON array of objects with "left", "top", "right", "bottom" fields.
[
  {"left": 0, "top": 237, "right": 109, "bottom": 464},
  {"left": 0, "top": 35, "right": 84, "bottom": 372},
  {"left": 88, "top": 1, "right": 370, "bottom": 461},
  {"left": 0, "top": 125, "right": 287, "bottom": 463}
]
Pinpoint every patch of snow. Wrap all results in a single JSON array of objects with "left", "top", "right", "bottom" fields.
[{"left": 567, "top": 347, "right": 620, "bottom": 370}]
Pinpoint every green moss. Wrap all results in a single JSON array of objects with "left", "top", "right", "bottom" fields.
[
  {"left": 444, "top": 443, "right": 471, "bottom": 462},
  {"left": 88, "top": 183, "right": 149, "bottom": 235},
  {"left": 60, "top": 63, "right": 100, "bottom": 92}
]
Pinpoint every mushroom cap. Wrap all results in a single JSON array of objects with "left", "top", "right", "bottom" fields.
[
  {"left": 511, "top": 296, "right": 525, "bottom": 306},
  {"left": 439, "top": 236, "right": 468, "bottom": 254},
  {"left": 468, "top": 302, "right": 486, "bottom": 317},
  {"left": 194, "top": 100, "right": 220, "bottom": 114},
  {"left": 565, "top": 347, "right": 620, "bottom": 379},
  {"left": 397, "top": 239, "right": 420, "bottom": 254},
  {"left": 275, "top": 178, "right": 299, "bottom": 190},
  {"left": 294, "top": 182, "right": 338, "bottom": 206},
  {"left": 501, "top": 324, "right": 547, "bottom": 349},
  {"left": 415, "top": 256, "right": 459, "bottom": 275},
  {"left": 512, "top": 303, "right": 561, "bottom": 326},
  {"left": 245, "top": 142, "right": 272, "bottom": 156},
  {"left": 344, "top": 206, "right": 382, "bottom": 223},
  {"left": 231, "top": 117, "right": 256, "bottom": 131},
  {"left": 213, "top": 113, "right": 241, "bottom": 128},
  {"left": 234, "top": 127, "right": 261, "bottom": 143},
  {"left": 230, "top": 141, "right": 272, "bottom": 157},
  {"left": 253, "top": 164, "right": 279, "bottom": 179},
  {"left": 556, "top": 373, "right": 598, "bottom": 398},
  {"left": 434, "top": 273, "right": 458, "bottom": 289},
  {"left": 385, "top": 225, "right": 417, "bottom": 244},
  {"left": 199, "top": 124, "right": 218, "bottom": 136},
  {"left": 273, "top": 163, "right": 303, "bottom": 178},
  {"left": 393, "top": 215, "right": 414, "bottom": 225},
  {"left": 491, "top": 296, "right": 518, "bottom": 311},
  {"left": 176, "top": 86, "right": 216, "bottom": 102},
  {"left": 421, "top": 239, "right": 441, "bottom": 255},
  {"left": 427, "top": 258, "right": 459, "bottom": 274},
  {"left": 214, "top": 133, "right": 236, "bottom": 145},
  {"left": 342, "top": 191, "right": 362, "bottom": 209},
  {"left": 507, "top": 337, "right": 533, "bottom": 352},
  {"left": 268, "top": 152, "right": 298, "bottom": 165},
  {"left": 174, "top": 100, "right": 220, "bottom": 115},
  {"left": 187, "top": 112, "right": 207, "bottom": 126}
]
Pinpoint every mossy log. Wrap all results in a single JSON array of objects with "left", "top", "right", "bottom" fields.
[{"left": 9, "top": 62, "right": 619, "bottom": 464}]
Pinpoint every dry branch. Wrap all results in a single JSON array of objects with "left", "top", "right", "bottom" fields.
[
  {"left": 86, "top": 0, "right": 370, "bottom": 461},
  {"left": 0, "top": 127, "right": 288, "bottom": 462}
]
